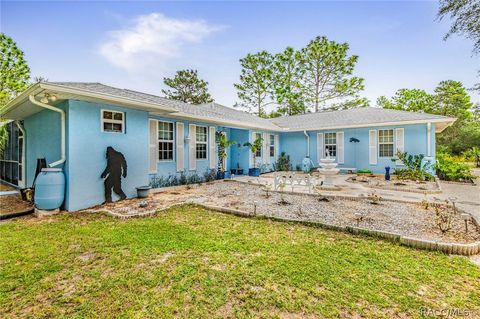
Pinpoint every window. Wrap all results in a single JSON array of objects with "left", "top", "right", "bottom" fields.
[
  {"left": 102, "top": 110, "right": 124, "bottom": 133},
  {"left": 196, "top": 126, "right": 207, "bottom": 160},
  {"left": 158, "top": 121, "right": 174, "bottom": 161},
  {"left": 269, "top": 134, "right": 275, "bottom": 157},
  {"left": 378, "top": 129, "right": 394, "bottom": 157},
  {"left": 254, "top": 132, "right": 262, "bottom": 157},
  {"left": 324, "top": 133, "right": 337, "bottom": 157}
]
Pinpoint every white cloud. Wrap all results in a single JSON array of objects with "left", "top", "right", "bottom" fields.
[{"left": 99, "top": 13, "right": 222, "bottom": 73}]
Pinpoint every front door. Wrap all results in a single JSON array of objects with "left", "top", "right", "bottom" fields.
[{"left": 0, "top": 121, "right": 25, "bottom": 188}]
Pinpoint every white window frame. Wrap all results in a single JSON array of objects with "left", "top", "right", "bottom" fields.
[
  {"left": 378, "top": 129, "right": 395, "bottom": 158},
  {"left": 269, "top": 134, "right": 275, "bottom": 157},
  {"left": 158, "top": 120, "right": 175, "bottom": 162},
  {"left": 101, "top": 109, "right": 125, "bottom": 133},
  {"left": 253, "top": 132, "right": 262, "bottom": 158},
  {"left": 196, "top": 126, "right": 208, "bottom": 160},
  {"left": 324, "top": 132, "right": 337, "bottom": 158}
]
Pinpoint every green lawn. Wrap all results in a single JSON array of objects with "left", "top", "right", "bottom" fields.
[{"left": 1, "top": 205, "right": 479, "bottom": 318}]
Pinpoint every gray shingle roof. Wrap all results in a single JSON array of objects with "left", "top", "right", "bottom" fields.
[
  {"left": 48, "top": 82, "right": 454, "bottom": 131},
  {"left": 50, "top": 82, "right": 279, "bottom": 130},
  {"left": 270, "top": 107, "right": 454, "bottom": 131}
]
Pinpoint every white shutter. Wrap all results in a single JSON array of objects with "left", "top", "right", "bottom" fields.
[
  {"left": 249, "top": 132, "right": 254, "bottom": 168},
  {"left": 336, "top": 131, "right": 344, "bottom": 164},
  {"left": 395, "top": 128, "right": 405, "bottom": 165},
  {"left": 176, "top": 122, "right": 184, "bottom": 172},
  {"left": 317, "top": 133, "right": 324, "bottom": 164},
  {"left": 149, "top": 119, "right": 158, "bottom": 173},
  {"left": 369, "top": 130, "right": 377, "bottom": 165},
  {"left": 274, "top": 134, "right": 279, "bottom": 160},
  {"left": 209, "top": 126, "right": 215, "bottom": 169},
  {"left": 426, "top": 123, "right": 431, "bottom": 157},
  {"left": 263, "top": 132, "right": 268, "bottom": 164},
  {"left": 189, "top": 124, "right": 196, "bottom": 171}
]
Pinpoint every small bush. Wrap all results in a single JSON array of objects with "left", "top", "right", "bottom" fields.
[
  {"left": 357, "top": 169, "right": 372, "bottom": 174},
  {"left": 393, "top": 151, "right": 433, "bottom": 181},
  {"left": 435, "top": 152, "right": 473, "bottom": 182},
  {"left": 276, "top": 152, "right": 291, "bottom": 171}
]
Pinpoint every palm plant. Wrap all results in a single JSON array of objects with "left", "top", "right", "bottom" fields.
[
  {"left": 244, "top": 136, "right": 263, "bottom": 168},
  {"left": 216, "top": 132, "right": 236, "bottom": 172},
  {"left": 464, "top": 147, "right": 480, "bottom": 168}
]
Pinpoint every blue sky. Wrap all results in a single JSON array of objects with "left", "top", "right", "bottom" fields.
[{"left": 2, "top": 1, "right": 479, "bottom": 108}]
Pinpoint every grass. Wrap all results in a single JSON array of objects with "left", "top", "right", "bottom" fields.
[{"left": 1, "top": 205, "right": 479, "bottom": 318}]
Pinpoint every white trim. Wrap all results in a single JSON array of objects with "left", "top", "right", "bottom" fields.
[
  {"left": 378, "top": 129, "right": 394, "bottom": 159},
  {"left": 195, "top": 125, "right": 208, "bottom": 161},
  {"left": 274, "top": 134, "right": 279, "bottom": 161},
  {"left": 100, "top": 109, "right": 125, "bottom": 134},
  {"left": 395, "top": 127, "right": 405, "bottom": 165},
  {"left": 157, "top": 120, "right": 175, "bottom": 162},
  {"left": 16, "top": 121, "right": 26, "bottom": 188}
]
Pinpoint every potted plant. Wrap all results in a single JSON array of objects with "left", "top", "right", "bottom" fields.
[
  {"left": 244, "top": 136, "right": 263, "bottom": 177},
  {"left": 216, "top": 132, "right": 236, "bottom": 179},
  {"left": 136, "top": 185, "right": 151, "bottom": 198}
]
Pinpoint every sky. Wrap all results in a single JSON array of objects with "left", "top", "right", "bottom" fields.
[{"left": 2, "top": 0, "right": 479, "bottom": 109}]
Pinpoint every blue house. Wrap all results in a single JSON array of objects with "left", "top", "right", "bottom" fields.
[{"left": 0, "top": 82, "right": 455, "bottom": 211}]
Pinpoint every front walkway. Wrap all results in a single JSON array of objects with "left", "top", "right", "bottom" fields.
[{"left": 235, "top": 172, "right": 480, "bottom": 222}]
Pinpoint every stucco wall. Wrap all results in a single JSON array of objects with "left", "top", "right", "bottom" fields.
[
  {"left": 66, "top": 100, "right": 149, "bottom": 211},
  {"left": 279, "top": 123, "right": 435, "bottom": 173},
  {"left": 23, "top": 102, "right": 67, "bottom": 187}
]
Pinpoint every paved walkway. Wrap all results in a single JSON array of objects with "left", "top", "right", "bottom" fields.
[{"left": 235, "top": 173, "right": 480, "bottom": 222}]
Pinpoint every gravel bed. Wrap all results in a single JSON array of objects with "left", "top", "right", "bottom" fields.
[
  {"left": 90, "top": 181, "right": 480, "bottom": 244},
  {"left": 347, "top": 175, "right": 439, "bottom": 192}
]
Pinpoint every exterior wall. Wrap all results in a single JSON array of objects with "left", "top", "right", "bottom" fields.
[
  {"left": 66, "top": 100, "right": 149, "bottom": 211},
  {"left": 229, "top": 128, "right": 250, "bottom": 173},
  {"left": 148, "top": 115, "right": 219, "bottom": 178},
  {"left": 279, "top": 123, "right": 435, "bottom": 174},
  {"left": 23, "top": 102, "right": 67, "bottom": 187}
]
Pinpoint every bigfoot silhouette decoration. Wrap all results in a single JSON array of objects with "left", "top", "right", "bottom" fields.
[{"left": 101, "top": 147, "right": 127, "bottom": 203}]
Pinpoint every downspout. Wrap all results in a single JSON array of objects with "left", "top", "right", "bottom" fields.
[
  {"left": 28, "top": 94, "right": 66, "bottom": 167},
  {"left": 303, "top": 130, "right": 310, "bottom": 157}
]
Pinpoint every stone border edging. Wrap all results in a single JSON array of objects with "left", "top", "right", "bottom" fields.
[
  {"left": 346, "top": 177, "right": 442, "bottom": 194},
  {"left": 195, "top": 203, "right": 480, "bottom": 256}
]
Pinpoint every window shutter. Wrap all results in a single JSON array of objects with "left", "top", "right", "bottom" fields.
[
  {"left": 249, "top": 132, "right": 254, "bottom": 168},
  {"left": 189, "top": 124, "right": 196, "bottom": 171},
  {"left": 395, "top": 128, "right": 404, "bottom": 165},
  {"left": 149, "top": 119, "right": 158, "bottom": 173},
  {"left": 209, "top": 126, "right": 215, "bottom": 169},
  {"left": 176, "top": 122, "right": 184, "bottom": 172},
  {"left": 369, "top": 130, "right": 377, "bottom": 165},
  {"left": 317, "top": 133, "right": 324, "bottom": 164},
  {"left": 274, "top": 134, "right": 279, "bottom": 160},
  {"left": 263, "top": 132, "right": 269, "bottom": 164},
  {"left": 336, "top": 131, "right": 344, "bottom": 164},
  {"left": 426, "top": 123, "right": 431, "bottom": 157}
]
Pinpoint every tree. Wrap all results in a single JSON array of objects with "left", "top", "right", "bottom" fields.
[
  {"left": 162, "top": 69, "right": 213, "bottom": 104},
  {"left": 377, "top": 80, "right": 479, "bottom": 154},
  {"left": 1, "top": 33, "right": 30, "bottom": 109},
  {"left": 438, "top": 0, "right": 480, "bottom": 91},
  {"left": 376, "top": 89, "right": 435, "bottom": 113},
  {"left": 297, "top": 36, "right": 365, "bottom": 112},
  {"left": 271, "top": 47, "right": 306, "bottom": 116},
  {"left": 234, "top": 51, "right": 274, "bottom": 117}
]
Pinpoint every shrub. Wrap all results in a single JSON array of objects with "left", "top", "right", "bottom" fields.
[
  {"left": 276, "top": 152, "right": 291, "bottom": 171},
  {"left": 435, "top": 152, "right": 473, "bottom": 182},
  {"left": 393, "top": 151, "right": 433, "bottom": 181},
  {"left": 463, "top": 147, "right": 480, "bottom": 168},
  {"left": 357, "top": 169, "right": 372, "bottom": 174}
]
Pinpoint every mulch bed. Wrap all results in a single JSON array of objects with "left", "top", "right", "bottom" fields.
[
  {"left": 87, "top": 181, "right": 480, "bottom": 244},
  {"left": 0, "top": 195, "right": 34, "bottom": 218}
]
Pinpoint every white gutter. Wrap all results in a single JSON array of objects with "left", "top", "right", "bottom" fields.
[
  {"left": 303, "top": 130, "right": 310, "bottom": 157},
  {"left": 28, "top": 94, "right": 66, "bottom": 167}
]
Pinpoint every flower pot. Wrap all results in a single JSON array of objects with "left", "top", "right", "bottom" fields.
[
  {"left": 224, "top": 171, "right": 232, "bottom": 179},
  {"left": 248, "top": 168, "right": 261, "bottom": 177},
  {"left": 136, "top": 186, "right": 151, "bottom": 198},
  {"left": 217, "top": 171, "right": 225, "bottom": 179}
]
